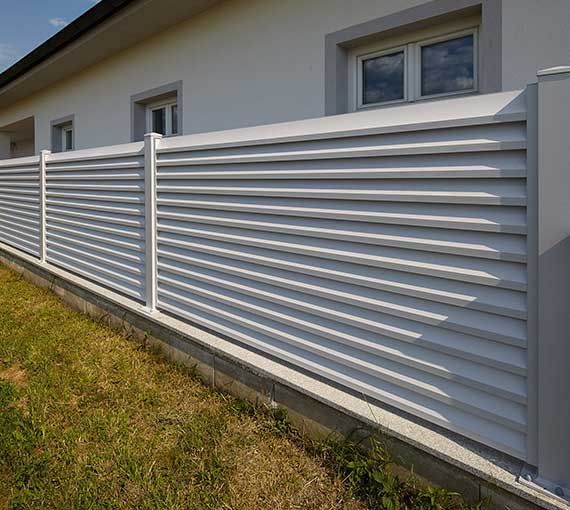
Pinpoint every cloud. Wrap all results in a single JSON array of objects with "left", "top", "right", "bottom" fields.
[
  {"left": 0, "top": 43, "right": 21, "bottom": 71},
  {"left": 49, "top": 17, "right": 69, "bottom": 29}
]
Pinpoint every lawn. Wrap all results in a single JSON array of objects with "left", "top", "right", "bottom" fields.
[{"left": 0, "top": 263, "right": 484, "bottom": 510}]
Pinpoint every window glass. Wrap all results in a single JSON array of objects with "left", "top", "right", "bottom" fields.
[
  {"left": 171, "top": 105, "right": 178, "bottom": 135},
  {"left": 362, "top": 50, "right": 405, "bottom": 105},
  {"left": 152, "top": 107, "right": 166, "bottom": 135},
  {"left": 421, "top": 34, "right": 474, "bottom": 96},
  {"left": 64, "top": 129, "right": 73, "bottom": 151}
]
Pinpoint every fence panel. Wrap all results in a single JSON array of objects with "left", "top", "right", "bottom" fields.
[
  {"left": 155, "top": 91, "right": 530, "bottom": 460},
  {"left": 45, "top": 143, "right": 146, "bottom": 300},
  {"left": 0, "top": 90, "right": 533, "bottom": 464},
  {"left": 0, "top": 156, "right": 41, "bottom": 257}
]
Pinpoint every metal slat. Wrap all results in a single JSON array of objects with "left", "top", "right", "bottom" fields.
[
  {"left": 0, "top": 159, "right": 40, "bottom": 256},
  {"left": 156, "top": 112, "right": 530, "bottom": 460},
  {"left": 156, "top": 249, "right": 528, "bottom": 352},
  {"left": 45, "top": 155, "right": 146, "bottom": 300},
  {"left": 156, "top": 223, "right": 527, "bottom": 291}
]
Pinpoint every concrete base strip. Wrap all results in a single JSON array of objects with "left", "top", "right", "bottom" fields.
[{"left": 0, "top": 241, "right": 564, "bottom": 510}]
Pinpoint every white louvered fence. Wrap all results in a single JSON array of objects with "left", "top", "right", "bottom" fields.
[{"left": 0, "top": 89, "right": 536, "bottom": 465}]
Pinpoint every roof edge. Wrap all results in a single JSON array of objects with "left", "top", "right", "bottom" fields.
[{"left": 0, "top": 0, "right": 137, "bottom": 91}]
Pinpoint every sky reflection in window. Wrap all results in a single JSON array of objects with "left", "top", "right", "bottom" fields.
[
  {"left": 362, "top": 50, "right": 405, "bottom": 104},
  {"left": 421, "top": 35, "right": 474, "bottom": 96}
]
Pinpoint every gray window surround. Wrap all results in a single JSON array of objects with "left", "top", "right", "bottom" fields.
[
  {"left": 130, "top": 81, "right": 183, "bottom": 142},
  {"left": 50, "top": 114, "right": 74, "bottom": 153},
  {"left": 325, "top": 0, "right": 501, "bottom": 116}
]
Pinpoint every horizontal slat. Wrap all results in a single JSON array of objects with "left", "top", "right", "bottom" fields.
[
  {"left": 158, "top": 254, "right": 527, "bottom": 373},
  {"left": 157, "top": 225, "right": 527, "bottom": 291},
  {"left": 0, "top": 227, "right": 38, "bottom": 255},
  {"left": 157, "top": 196, "right": 527, "bottom": 234},
  {"left": 47, "top": 252, "right": 144, "bottom": 300},
  {"left": 157, "top": 237, "right": 527, "bottom": 319},
  {"left": 0, "top": 187, "right": 39, "bottom": 196},
  {"left": 48, "top": 205, "right": 144, "bottom": 228},
  {"left": 47, "top": 239, "right": 143, "bottom": 276},
  {"left": 46, "top": 162, "right": 143, "bottom": 173},
  {"left": 157, "top": 185, "right": 526, "bottom": 205},
  {"left": 47, "top": 198, "right": 143, "bottom": 216},
  {"left": 46, "top": 191, "right": 144, "bottom": 204},
  {"left": 156, "top": 139, "right": 526, "bottom": 166},
  {"left": 156, "top": 208, "right": 526, "bottom": 262},
  {"left": 48, "top": 222, "right": 143, "bottom": 252},
  {"left": 158, "top": 294, "right": 526, "bottom": 459},
  {"left": 0, "top": 198, "right": 39, "bottom": 211},
  {"left": 157, "top": 249, "right": 527, "bottom": 350},
  {"left": 44, "top": 156, "right": 146, "bottom": 300},
  {"left": 47, "top": 215, "right": 144, "bottom": 240},
  {"left": 156, "top": 167, "right": 526, "bottom": 179},
  {"left": 0, "top": 208, "right": 39, "bottom": 224},
  {"left": 47, "top": 183, "right": 144, "bottom": 192},
  {"left": 0, "top": 217, "right": 38, "bottom": 236},
  {"left": 157, "top": 281, "right": 526, "bottom": 432},
  {"left": 48, "top": 231, "right": 143, "bottom": 263}
]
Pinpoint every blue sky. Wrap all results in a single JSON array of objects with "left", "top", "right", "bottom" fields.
[{"left": 0, "top": 0, "right": 100, "bottom": 72}]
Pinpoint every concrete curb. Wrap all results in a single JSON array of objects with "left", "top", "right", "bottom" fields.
[{"left": 0, "top": 242, "right": 565, "bottom": 510}]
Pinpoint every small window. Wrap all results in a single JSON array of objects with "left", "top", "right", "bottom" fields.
[
  {"left": 62, "top": 125, "right": 74, "bottom": 152},
  {"left": 353, "top": 28, "right": 478, "bottom": 109},
  {"left": 419, "top": 33, "right": 475, "bottom": 97},
  {"left": 147, "top": 100, "right": 178, "bottom": 137},
  {"left": 50, "top": 116, "right": 74, "bottom": 153},
  {"left": 361, "top": 48, "right": 406, "bottom": 106}
]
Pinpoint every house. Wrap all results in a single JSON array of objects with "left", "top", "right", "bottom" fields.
[
  {"left": 0, "top": 0, "right": 568, "bottom": 158},
  {"left": 1, "top": 1, "right": 570, "bottom": 507}
]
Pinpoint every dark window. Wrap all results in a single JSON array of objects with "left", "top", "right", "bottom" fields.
[
  {"left": 362, "top": 51, "right": 405, "bottom": 104},
  {"left": 152, "top": 107, "right": 166, "bottom": 135},
  {"left": 421, "top": 35, "right": 474, "bottom": 96},
  {"left": 64, "top": 128, "right": 73, "bottom": 151}
]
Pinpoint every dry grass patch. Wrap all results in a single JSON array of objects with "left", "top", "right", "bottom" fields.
[
  {"left": 0, "top": 264, "right": 487, "bottom": 510},
  {"left": 0, "top": 363, "right": 27, "bottom": 388},
  {"left": 0, "top": 265, "right": 357, "bottom": 510}
]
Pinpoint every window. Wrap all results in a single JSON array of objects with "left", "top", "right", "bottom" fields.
[
  {"left": 50, "top": 115, "right": 74, "bottom": 153},
  {"left": 353, "top": 28, "right": 477, "bottom": 110},
  {"left": 147, "top": 100, "right": 178, "bottom": 137},
  {"left": 131, "top": 82, "right": 183, "bottom": 142},
  {"left": 62, "top": 125, "right": 74, "bottom": 152}
]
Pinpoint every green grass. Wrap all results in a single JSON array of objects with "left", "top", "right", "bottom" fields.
[{"left": 0, "top": 264, "right": 488, "bottom": 510}]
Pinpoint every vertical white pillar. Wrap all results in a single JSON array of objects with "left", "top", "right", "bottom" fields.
[
  {"left": 144, "top": 132, "right": 162, "bottom": 313},
  {"left": 39, "top": 150, "right": 50, "bottom": 263},
  {"left": 528, "top": 66, "right": 570, "bottom": 500}
]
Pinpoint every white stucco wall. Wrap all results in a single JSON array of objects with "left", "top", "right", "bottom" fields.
[
  {"left": 502, "top": 0, "right": 570, "bottom": 92},
  {"left": 0, "top": 0, "right": 568, "bottom": 154}
]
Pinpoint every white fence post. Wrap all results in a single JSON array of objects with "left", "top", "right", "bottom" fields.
[
  {"left": 39, "top": 149, "right": 50, "bottom": 263},
  {"left": 521, "top": 66, "right": 570, "bottom": 500},
  {"left": 144, "top": 132, "right": 162, "bottom": 312}
]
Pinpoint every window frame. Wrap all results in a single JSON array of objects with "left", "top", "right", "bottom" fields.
[
  {"left": 61, "top": 124, "right": 74, "bottom": 152},
  {"left": 50, "top": 114, "right": 75, "bottom": 153},
  {"left": 414, "top": 28, "right": 479, "bottom": 101},
  {"left": 356, "top": 45, "right": 408, "bottom": 110},
  {"left": 146, "top": 98, "right": 178, "bottom": 137},
  {"left": 352, "top": 27, "right": 479, "bottom": 111},
  {"left": 130, "top": 81, "right": 183, "bottom": 142}
]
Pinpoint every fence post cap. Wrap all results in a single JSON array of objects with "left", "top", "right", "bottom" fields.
[{"left": 537, "top": 66, "right": 570, "bottom": 78}]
